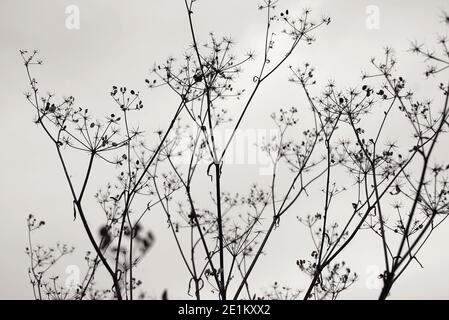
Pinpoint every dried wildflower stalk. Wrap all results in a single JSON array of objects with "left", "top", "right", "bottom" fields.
[{"left": 21, "top": 2, "right": 449, "bottom": 301}]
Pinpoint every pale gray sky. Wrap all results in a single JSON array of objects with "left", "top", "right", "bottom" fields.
[{"left": 1, "top": 0, "right": 449, "bottom": 299}]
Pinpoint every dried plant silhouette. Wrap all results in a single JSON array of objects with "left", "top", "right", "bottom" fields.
[{"left": 20, "top": 1, "right": 449, "bottom": 300}]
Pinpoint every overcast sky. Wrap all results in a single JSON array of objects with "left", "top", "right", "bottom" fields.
[{"left": 1, "top": 0, "right": 449, "bottom": 299}]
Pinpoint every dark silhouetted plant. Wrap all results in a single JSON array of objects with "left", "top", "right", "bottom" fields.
[{"left": 21, "top": 2, "right": 449, "bottom": 301}]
